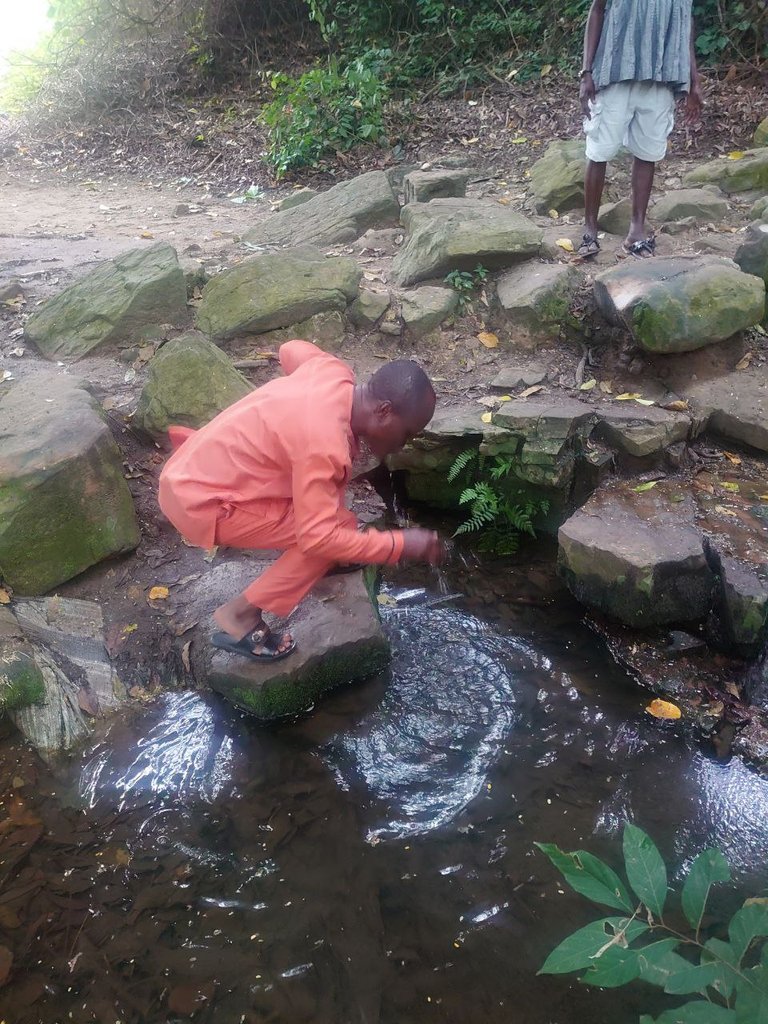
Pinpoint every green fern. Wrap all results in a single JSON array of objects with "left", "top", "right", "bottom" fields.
[{"left": 447, "top": 448, "right": 477, "bottom": 483}]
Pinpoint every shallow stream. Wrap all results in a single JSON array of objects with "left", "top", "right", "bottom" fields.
[{"left": 3, "top": 551, "right": 768, "bottom": 1023}]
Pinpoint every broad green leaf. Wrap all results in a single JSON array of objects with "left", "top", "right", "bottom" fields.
[
  {"left": 581, "top": 946, "right": 640, "bottom": 988},
  {"left": 703, "top": 938, "right": 741, "bottom": 999},
  {"left": 539, "top": 916, "right": 648, "bottom": 975},
  {"left": 735, "top": 965, "right": 768, "bottom": 1024},
  {"left": 650, "top": 1004, "right": 736, "bottom": 1024},
  {"left": 636, "top": 938, "right": 689, "bottom": 989},
  {"left": 682, "top": 849, "right": 731, "bottom": 933},
  {"left": 664, "top": 962, "right": 723, "bottom": 995},
  {"left": 623, "top": 823, "right": 668, "bottom": 917},
  {"left": 535, "top": 843, "right": 634, "bottom": 912},
  {"left": 729, "top": 903, "right": 768, "bottom": 964}
]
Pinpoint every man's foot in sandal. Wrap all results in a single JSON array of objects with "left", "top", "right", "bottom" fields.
[
  {"left": 576, "top": 234, "right": 600, "bottom": 258},
  {"left": 212, "top": 623, "right": 296, "bottom": 662},
  {"left": 622, "top": 235, "right": 656, "bottom": 258}
]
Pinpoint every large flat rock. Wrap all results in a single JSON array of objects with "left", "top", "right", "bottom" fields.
[
  {"left": 683, "top": 147, "right": 768, "bottom": 194},
  {"left": 196, "top": 246, "right": 361, "bottom": 341},
  {"left": 25, "top": 243, "right": 188, "bottom": 361},
  {"left": 241, "top": 171, "right": 399, "bottom": 247},
  {"left": 391, "top": 199, "right": 542, "bottom": 287},
  {"left": 594, "top": 255, "right": 765, "bottom": 353},
  {"left": 208, "top": 572, "right": 390, "bottom": 719},
  {"left": 0, "top": 373, "right": 140, "bottom": 595},
  {"left": 594, "top": 404, "right": 690, "bottom": 457},
  {"left": 680, "top": 370, "right": 768, "bottom": 453},
  {"left": 652, "top": 188, "right": 729, "bottom": 224}
]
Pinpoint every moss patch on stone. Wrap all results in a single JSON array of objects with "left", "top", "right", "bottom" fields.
[{"left": 0, "top": 649, "right": 45, "bottom": 712}]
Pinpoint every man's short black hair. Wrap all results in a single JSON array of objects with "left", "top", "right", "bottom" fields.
[{"left": 368, "top": 360, "right": 435, "bottom": 419}]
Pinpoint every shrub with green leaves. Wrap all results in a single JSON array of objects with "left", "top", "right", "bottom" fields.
[
  {"left": 444, "top": 265, "right": 488, "bottom": 311},
  {"left": 261, "top": 50, "right": 389, "bottom": 177},
  {"left": 537, "top": 824, "right": 768, "bottom": 1024}
]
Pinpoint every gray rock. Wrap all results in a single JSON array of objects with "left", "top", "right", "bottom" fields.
[
  {"left": 734, "top": 220, "right": 768, "bottom": 285},
  {"left": 208, "top": 572, "right": 390, "bottom": 719},
  {"left": 707, "top": 546, "right": 768, "bottom": 659},
  {"left": 134, "top": 332, "right": 251, "bottom": 441},
  {"left": 348, "top": 289, "right": 390, "bottom": 327},
  {"left": 400, "top": 286, "right": 458, "bottom": 336},
  {"left": 276, "top": 187, "right": 318, "bottom": 211},
  {"left": 755, "top": 118, "right": 768, "bottom": 149},
  {"left": 392, "top": 199, "right": 542, "bottom": 287},
  {"left": 597, "top": 198, "right": 632, "bottom": 235},
  {"left": 242, "top": 171, "right": 400, "bottom": 247},
  {"left": 750, "top": 196, "right": 768, "bottom": 221},
  {"left": 403, "top": 169, "right": 472, "bottom": 205},
  {"left": 196, "top": 247, "right": 361, "bottom": 341},
  {"left": 558, "top": 485, "right": 714, "bottom": 627},
  {"left": 594, "top": 255, "right": 765, "bottom": 353},
  {"left": 356, "top": 228, "right": 404, "bottom": 254},
  {"left": 529, "top": 139, "right": 586, "bottom": 214},
  {"left": 494, "top": 261, "right": 582, "bottom": 345},
  {"left": 25, "top": 243, "right": 187, "bottom": 361},
  {"left": 0, "top": 373, "right": 140, "bottom": 595},
  {"left": 680, "top": 370, "right": 768, "bottom": 453},
  {"left": 297, "top": 310, "right": 347, "bottom": 351},
  {"left": 652, "top": 188, "right": 729, "bottom": 224},
  {"left": 683, "top": 148, "right": 768, "bottom": 194},
  {"left": 0, "top": 279, "right": 25, "bottom": 302},
  {"left": 594, "top": 405, "right": 690, "bottom": 457},
  {"left": 692, "top": 235, "right": 739, "bottom": 257},
  {"left": 489, "top": 363, "right": 547, "bottom": 390}
]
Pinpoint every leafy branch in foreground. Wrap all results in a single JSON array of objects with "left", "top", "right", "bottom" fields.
[{"left": 537, "top": 824, "right": 768, "bottom": 1024}]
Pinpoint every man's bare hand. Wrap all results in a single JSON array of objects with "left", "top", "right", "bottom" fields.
[
  {"left": 580, "top": 71, "right": 596, "bottom": 118},
  {"left": 685, "top": 76, "right": 704, "bottom": 124},
  {"left": 401, "top": 528, "right": 447, "bottom": 565}
]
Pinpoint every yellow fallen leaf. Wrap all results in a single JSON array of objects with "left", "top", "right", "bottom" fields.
[
  {"left": 148, "top": 586, "right": 170, "bottom": 601},
  {"left": 759, "top": 494, "right": 768, "bottom": 501},
  {"left": 0, "top": 587, "right": 11, "bottom": 604},
  {"left": 555, "top": 237, "right": 574, "bottom": 252},
  {"left": 633, "top": 481, "right": 658, "bottom": 492},
  {"left": 728, "top": 150, "right": 745, "bottom": 160},
  {"left": 121, "top": 623, "right": 138, "bottom": 636},
  {"left": 498, "top": 395, "right": 511, "bottom": 402},
  {"left": 140, "top": 231, "right": 154, "bottom": 239},
  {"left": 548, "top": 208, "right": 559, "bottom": 219},
  {"left": 480, "top": 411, "right": 493, "bottom": 424},
  {"left": 477, "top": 331, "right": 499, "bottom": 349},
  {"left": 723, "top": 451, "right": 742, "bottom": 465},
  {"left": 736, "top": 352, "right": 752, "bottom": 370},
  {"left": 511, "top": 137, "right": 528, "bottom": 145},
  {"left": 646, "top": 698, "right": 682, "bottom": 720},
  {"left": 579, "top": 378, "right": 597, "bottom": 390},
  {"left": 720, "top": 481, "right": 740, "bottom": 493},
  {"left": 540, "top": 63, "right": 553, "bottom": 77},
  {"left": 634, "top": 397, "right": 656, "bottom": 406},
  {"left": 615, "top": 392, "right": 641, "bottom": 401}
]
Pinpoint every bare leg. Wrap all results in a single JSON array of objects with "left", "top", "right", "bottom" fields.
[
  {"left": 627, "top": 157, "right": 655, "bottom": 248},
  {"left": 584, "top": 159, "right": 607, "bottom": 239},
  {"left": 214, "top": 595, "right": 293, "bottom": 652}
]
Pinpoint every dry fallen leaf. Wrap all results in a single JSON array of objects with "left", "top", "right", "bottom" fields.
[
  {"left": 664, "top": 400, "right": 689, "bottom": 412},
  {"left": 646, "top": 698, "right": 682, "bottom": 720},
  {"left": 477, "top": 331, "right": 499, "bottom": 349},
  {"left": 477, "top": 395, "right": 500, "bottom": 407},
  {"left": 377, "top": 594, "right": 397, "bottom": 607},
  {"left": 140, "top": 230, "right": 154, "bottom": 239},
  {"left": 480, "top": 411, "right": 493, "bottom": 424},
  {"left": 615, "top": 392, "right": 642, "bottom": 401},
  {"left": 634, "top": 397, "right": 655, "bottom": 406},
  {"left": 579, "top": 378, "right": 597, "bottom": 390},
  {"left": 555, "top": 237, "right": 574, "bottom": 252},
  {"left": 724, "top": 681, "right": 741, "bottom": 698},
  {"left": 720, "top": 481, "right": 740, "bottom": 493},
  {"left": 714, "top": 505, "right": 738, "bottom": 516},
  {"left": 148, "top": 586, "right": 170, "bottom": 601},
  {"left": 735, "top": 352, "right": 753, "bottom": 370},
  {"left": 0, "top": 587, "right": 11, "bottom": 605},
  {"left": 181, "top": 640, "right": 192, "bottom": 674},
  {"left": 548, "top": 208, "right": 559, "bottom": 219},
  {"left": 599, "top": 380, "right": 613, "bottom": 394},
  {"left": 723, "top": 451, "right": 742, "bottom": 465},
  {"left": 632, "top": 481, "right": 658, "bottom": 492},
  {"left": 519, "top": 384, "right": 544, "bottom": 398}
]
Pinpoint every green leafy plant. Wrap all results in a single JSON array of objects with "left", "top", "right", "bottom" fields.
[
  {"left": 261, "top": 50, "right": 390, "bottom": 177},
  {"left": 444, "top": 265, "right": 488, "bottom": 311},
  {"left": 447, "top": 448, "right": 548, "bottom": 554},
  {"left": 537, "top": 824, "right": 768, "bottom": 1023}
]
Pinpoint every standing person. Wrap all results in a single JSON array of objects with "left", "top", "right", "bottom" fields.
[
  {"left": 159, "top": 339, "right": 444, "bottom": 663},
  {"left": 576, "top": 0, "right": 703, "bottom": 259}
]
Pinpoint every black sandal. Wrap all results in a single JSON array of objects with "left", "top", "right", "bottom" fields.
[
  {"left": 576, "top": 233, "right": 600, "bottom": 258},
  {"left": 622, "top": 236, "right": 656, "bottom": 258},
  {"left": 211, "top": 625, "right": 296, "bottom": 662}
]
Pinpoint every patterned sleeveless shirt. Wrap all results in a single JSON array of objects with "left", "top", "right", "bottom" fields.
[{"left": 591, "top": 0, "right": 693, "bottom": 94}]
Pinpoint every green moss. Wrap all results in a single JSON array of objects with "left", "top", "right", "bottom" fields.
[{"left": 0, "top": 653, "right": 46, "bottom": 712}]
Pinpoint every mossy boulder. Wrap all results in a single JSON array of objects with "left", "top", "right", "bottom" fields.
[
  {"left": 751, "top": 196, "right": 768, "bottom": 221},
  {"left": 25, "top": 243, "right": 188, "bottom": 361},
  {"left": 208, "top": 572, "right": 390, "bottom": 719},
  {"left": 734, "top": 221, "right": 768, "bottom": 286},
  {"left": 392, "top": 199, "right": 542, "bottom": 287},
  {"left": 594, "top": 255, "right": 765, "bottom": 353},
  {"left": 754, "top": 118, "right": 768, "bottom": 148},
  {"left": 0, "top": 373, "right": 140, "bottom": 595},
  {"left": 494, "top": 261, "right": 582, "bottom": 345},
  {"left": 529, "top": 140, "right": 586, "bottom": 214},
  {"left": 134, "top": 332, "right": 251, "bottom": 441},
  {"left": 196, "top": 247, "right": 362, "bottom": 341},
  {"left": 652, "top": 188, "right": 729, "bottom": 224},
  {"left": 598, "top": 198, "right": 632, "bottom": 235},
  {"left": 348, "top": 289, "right": 390, "bottom": 327},
  {"left": 682, "top": 148, "right": 768, "bottom": 194},
  {"left": 400, "top": 286, "right": 458, "bottom": 336}
]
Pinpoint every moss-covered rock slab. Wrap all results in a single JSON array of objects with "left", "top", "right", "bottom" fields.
[
  {"left": 208, "top": 572, "right": 390, "bottom": 719},
  {"left": 134, "top": 332, "right": 251, "bottom": 441},
  {"left": 392, "top": 199, "right": 542, "bottom": 287},
  {"left": 594, "top": 254, "right": 765, "bottom": 353},
  {"left": 597, "top": 198, "right": 632, "bottom": 235},
  {"left": 680, "top": 369, "right": 768, "bottom": 453},
  {"left": 400, "top": 286, "right": 458, "bottom": 336},
  {"left": 529, "top": 139, "right": 586, "bottom": 214},
  {"left": 594, "top": 405, "right": 690, "bottom": 457},
  {"left": 25, "top": 243, "right": 188, "bottom": 361},
  {"left": 494, "top": 261, "right": 582, "bottom": 345},
  {"left": 652, "top": 188, "right": 729, "bottom": 224},
  {"left": 682, "top": 148, "right": 768, "bottom": 194},
  {"left": 196, "top": 246, "right": 361, "bottom": 341},
  {"left": 242, "top": 171, "right": 399, "bottom": 247},
  {"left": 0, "top": 372, "right": 140, "bottom": 595},
  {"left": 403, "top": 169, "right": 471, "bottom": 205}
]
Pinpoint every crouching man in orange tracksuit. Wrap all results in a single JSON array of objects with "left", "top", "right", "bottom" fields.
[{"left": 159, "top": 340, "right": 444, "bottom": 662}]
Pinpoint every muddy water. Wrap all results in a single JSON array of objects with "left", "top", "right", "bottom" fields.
[{"left": 3, "top": 553, "right": 768, "bottom": 1023}]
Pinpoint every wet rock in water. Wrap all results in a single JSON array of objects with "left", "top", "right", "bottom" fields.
[
  {"left": 597, "top": 197, "right": 632, "bottom": 235},
  {"left": 0, "top": 373, "right": 140, "bottom": 595},
  {"left": 242, "top": 171, "right": 399, "bottom": 247},
  {"left": 489, "top": 362, "right": 547, "bottom": 390},
  {"left": 529, "top": 139, "right": 586, "bottom": 213},
  {"left": 756, "top": 118, "right": 768, "bottom": 148},
  {"left": 196, "top": 246, "right": 361, "bottom": 341},
  {"left": 25, "top": 243, "right": 187, "bottom": 361},
  {"left": 403, "top": 168, "right": 472, "bottom": 205},
  {"left": 494, "top": 261, "right": 582, "bottom": 345},
  {"left": 1, "top": 598, "right": 124, "bottom": 760},
  {"left": 399, "top": 285, "right": 458, "bottom": 337},
  {"left": 348, "top": 288, "right": 390, "bottom": 327},
  {"left": 558, "top": 484, "right": 715, "bottom": 627},
  {"left": 134, "top": 332, "right": 251, "bottom": 441},
  {"left": 682, "top": 148, "right": 768, "bottom": 194},
  {"left": 594, "top": 405, "right": 690, "bottom": 457},
  {"left": 706, "top": 544, "right": 768, "bottom": 660},
  {"left": 391, "top": 198, "right": 542, "bottom": 287},
  {"left": 652, "top": 188, "right": 729, "bottom": 224},
  {"left": 593, "top": 255, "right": 765, "bottom": 353},
  {"left": 734, "top": 221, "right": 768, "bottom": 285},
  {"left": 208, "top": 572, "right": 390, "bottom": 720},
  {"left": 276, "top": 186, "right": 318, "bottom": 211},
  {"left": 680, "top": 370, "right": 768, "bottom": 453}
]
